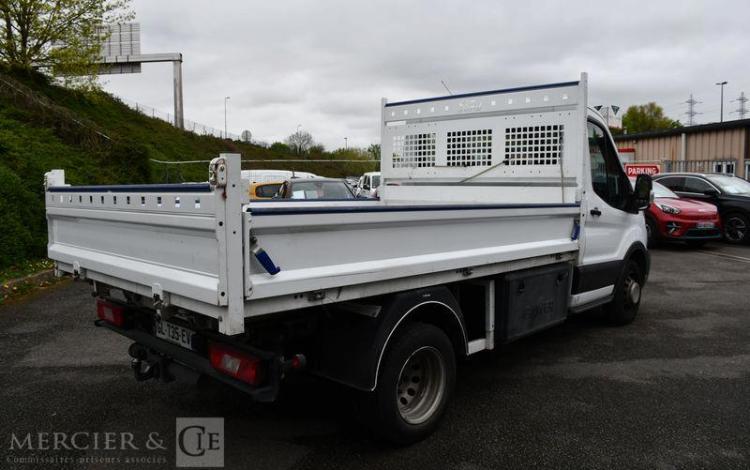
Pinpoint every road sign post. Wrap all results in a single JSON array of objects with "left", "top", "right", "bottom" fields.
[{"left": 94, "top": 23, "right": 184, "bottom": 129}]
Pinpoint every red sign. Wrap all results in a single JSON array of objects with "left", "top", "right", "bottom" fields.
[{"left": 625, "top": 164, "right": 660, "bottom": 177}]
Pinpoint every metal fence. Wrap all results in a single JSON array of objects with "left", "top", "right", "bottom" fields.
[
  {"left": 118, "top": 98, "right": 242, "bottom": 141},
  {"left": 661, "top": 159, "right": 739, "bottom": 176}
]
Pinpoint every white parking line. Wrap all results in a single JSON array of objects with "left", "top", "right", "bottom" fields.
[{"left": 697, "top": 250, "right": 750, "bottom": 264}]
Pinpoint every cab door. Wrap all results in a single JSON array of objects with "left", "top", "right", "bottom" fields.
[
  {"left": 363, "top": 175, "right": 372, "bottom": 195},
  {"left": 577, "top": 120, "right": 642, "bottom": 304},
  {"left": 355, "top": 176, "right": 365, "bottom": 197}
]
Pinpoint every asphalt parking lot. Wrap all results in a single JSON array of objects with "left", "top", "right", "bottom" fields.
[{"left": 1, "top": 244, "right": 749, "bottom": 470}]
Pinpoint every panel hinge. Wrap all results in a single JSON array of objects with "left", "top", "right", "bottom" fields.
[
  {"left": 208, "top": 156, "right": 228, "bottom": 188},
  {"left": 308, "top": 290, "right": 326, "bottom": 301},
  {"left": 151, "top": 283, "right": 170, "bottom": 310},
  {"left": 72, "top": 261, "right": 86, "bottom": 280},
  {"left": 458, "top": 267, "right": 473, "bottom": 277}
]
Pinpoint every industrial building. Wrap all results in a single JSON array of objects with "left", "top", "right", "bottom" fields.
[{"left": 614, "top": 119, "right": 750, "bottom": 179}]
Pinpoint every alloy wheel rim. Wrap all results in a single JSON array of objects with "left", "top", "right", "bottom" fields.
[
  {"left": 725, "top": 217, "right": 747, "bottom": 242},
  {"left": 396, "top": 346, "right": 446, "bottom": 425}
]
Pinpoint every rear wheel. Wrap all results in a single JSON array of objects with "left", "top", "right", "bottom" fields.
[
  {"left": 723, "top": 213, "right": 749, "bottom": 244},
  {"left": 605, "top": 259, "right": 644, "bottom": 325},
  {"left": 359, "top": 322, "right": 455, "bottom": 445}
]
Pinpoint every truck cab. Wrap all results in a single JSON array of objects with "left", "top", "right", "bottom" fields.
[{"left": 574, "top": 111, "right": 650, "bottom": 314}]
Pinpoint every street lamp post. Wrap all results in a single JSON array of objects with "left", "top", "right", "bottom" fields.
[
  {"left": 344, "top": 137, "right": 348, "bottom": 149},
  {"left": 716, "top": 81, "right": 728, "bottom": 123},
  {"left": 224, "top": 96, "right": 230, "bottom": 138}
]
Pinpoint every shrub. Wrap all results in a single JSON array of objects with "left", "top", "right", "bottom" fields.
[{"left": 0, "top": 166, "right": 46, "bottom": 267}]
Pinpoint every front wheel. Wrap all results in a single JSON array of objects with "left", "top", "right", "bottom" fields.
[
  {"left": 359, "top": 322, "right": 456, "bottom": 445},
  {"left": 605, "top": 259, "right": 644, "bottom": 325},
  {"left": 723, "top": 213, "right": 749, "bottom": 244}
]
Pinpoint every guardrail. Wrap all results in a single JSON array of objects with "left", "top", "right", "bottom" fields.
[{"left": 150, "top": 158, "right": 380, "bottom": 183}]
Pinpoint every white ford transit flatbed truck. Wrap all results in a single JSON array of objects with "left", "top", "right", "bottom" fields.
[{"left": 44, "top": 73, "right": 653, "bottom": 443}]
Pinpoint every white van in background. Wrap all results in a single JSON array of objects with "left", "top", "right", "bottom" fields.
[{"left": 356, "top": 171, "right": 381, "bottom": 198}]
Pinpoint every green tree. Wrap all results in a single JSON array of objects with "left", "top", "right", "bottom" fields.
[
  {"left": 0, "top": 0, "right": 132, "bottom": 79},
  {"left": 269, "top": 142, "right": 291, "bottom": 153},
  {"left": 308, "top": 144, "right": 325, "bottom": 156},
  {"left": 367, "top": 143, "right": 380, "bottom": 160},
  {"left": 622, "top": 102, "right": 681, "bottom": 134}
]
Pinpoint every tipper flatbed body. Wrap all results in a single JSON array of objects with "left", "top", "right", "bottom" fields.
[{"left": 45, "top": 73, "right": 653, "bottom": 443}]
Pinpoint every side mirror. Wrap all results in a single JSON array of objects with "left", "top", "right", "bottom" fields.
[
  {"left": 632, "top": 174, "right": 653, "bottom": 212},
  {"left": 703, "top": 188, "right": 719, "bottom": 197}
]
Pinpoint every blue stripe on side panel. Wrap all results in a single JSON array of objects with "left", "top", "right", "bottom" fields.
[
  {"left": 48, "top": 183, "right": 212, "bottom": 193},
  {"left": 249, "top": 203, "right": 580, "bottom": 216},
  {"left": 384, "top": 81, "right": 580, "bottom": 107}
]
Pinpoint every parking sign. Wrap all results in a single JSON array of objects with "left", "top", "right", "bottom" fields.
[{"left": 625, "top": 164, "right": 660, "bottom": 177}]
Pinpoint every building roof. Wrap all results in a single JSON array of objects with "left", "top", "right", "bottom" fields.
[{"left": 613, "top": 118, "right": 750, "bottom": 141}]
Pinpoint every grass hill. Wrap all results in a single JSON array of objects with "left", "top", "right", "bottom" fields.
[{"left": 0, "top": 69, "right": 376, "bottom": 269}]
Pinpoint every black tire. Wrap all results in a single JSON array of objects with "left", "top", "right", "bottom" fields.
[
  {"left": 686, "top": 240, "right": 708, "bottom": 248},
  {"left": 359, "top": 322, "right": 456, "bottom": 445},
  {"left": 723, "top": 212, "right": 749, "bottom": 244},
  {"left": 605, "top": 259, "right": 644, "bottom": 326},
  {"left": 645, "top": 217, "right": 658, "bottom": 248}
]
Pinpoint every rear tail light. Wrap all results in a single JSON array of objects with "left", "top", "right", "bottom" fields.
[
  {"left": 96, "top": 298, "right": 127, "bottom": 327},
  {"left": 208, "top": 343, "right": 263, "bottom": 386}
]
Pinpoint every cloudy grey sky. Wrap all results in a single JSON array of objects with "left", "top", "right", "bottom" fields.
[{"left": 102, "top": 0, "right": 750, "bottom": 149}]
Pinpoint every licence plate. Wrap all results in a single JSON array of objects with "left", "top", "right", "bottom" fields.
[
  {"left": 696, "top": 221, "right": 715, "bottom": 229},
  {"left": 154, "top": 319, "right": 194, "bottom": 349}
]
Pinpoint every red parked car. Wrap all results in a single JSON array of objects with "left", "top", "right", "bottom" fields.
[{"left": 643, "top": 181, "right": 721, "bottom": 247}]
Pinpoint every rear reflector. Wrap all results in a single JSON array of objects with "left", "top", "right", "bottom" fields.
[
  {"left": 208, "top": 343, "right": 263, "bottom": 386},
  {"left": 96, "top": 298, "right": 126, "bottom": 327}
]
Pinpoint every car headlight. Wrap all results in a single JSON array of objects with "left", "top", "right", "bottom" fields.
[{"left": 658, "top": 203, "right": 681, "bottom": 215}]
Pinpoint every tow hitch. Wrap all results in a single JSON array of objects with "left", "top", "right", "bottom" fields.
[{"left": 128, "top": 343, "right": 178, "bottom": 383}]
